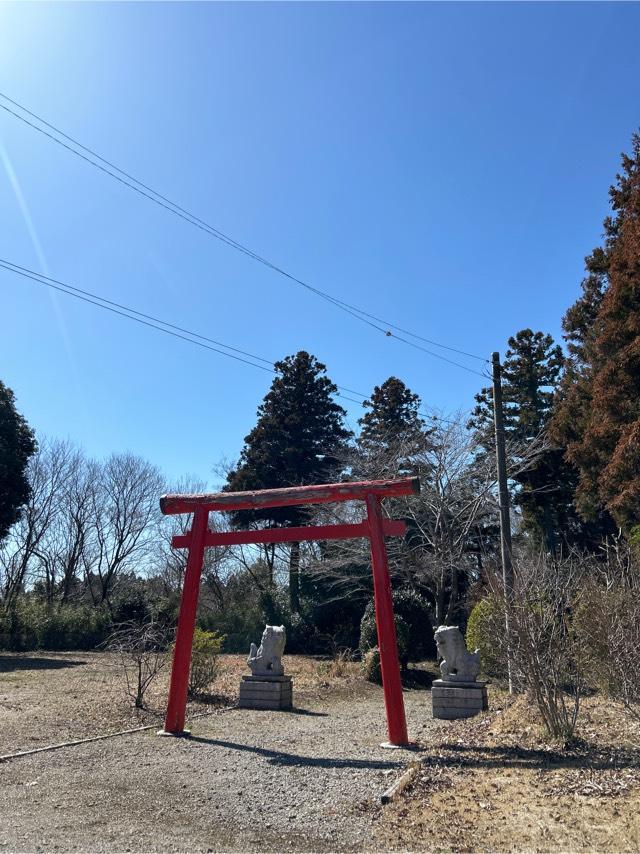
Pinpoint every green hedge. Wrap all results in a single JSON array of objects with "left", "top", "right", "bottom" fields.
[
  {"left": 465, "top": 597, "right": 505, "bottom": 678},
  {"left": 0, "top": 600, "right": 112, "bottom": 651}
]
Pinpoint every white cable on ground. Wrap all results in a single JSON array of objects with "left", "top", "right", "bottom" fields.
[{"left": 0, "top": 704, "right": 237, "bottom": 764}]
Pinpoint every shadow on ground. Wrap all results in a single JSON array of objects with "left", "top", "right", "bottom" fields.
[
  {"left": 401, "top": 667, "right": 435, "bottom": 690},
  {"left": 0, "top": 655, "right": 87, "bottom": 672},
  {"left": 189, "top": 735, "right": 406, "bottom": 770},
  {"left": 289, "top": 707, "right": 328, "bottom": 717},
  {"left": 430, "top": 741, "right": 640, "bottom": 772},
  {"left": 190, "top": 691, "right": 234, "bottom": 706}
]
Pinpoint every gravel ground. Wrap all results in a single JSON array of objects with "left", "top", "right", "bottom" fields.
[{"left": 0, "top": 676, "right": 439, "bottom": 852}]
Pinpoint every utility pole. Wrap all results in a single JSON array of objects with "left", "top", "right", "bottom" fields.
[{"left": 492, "top": 351, "right": 514, "bottom": 692}]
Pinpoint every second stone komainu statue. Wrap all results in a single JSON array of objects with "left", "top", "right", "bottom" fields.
[{"left": 432, "top": 625, "right": 488, "bottom": 719}]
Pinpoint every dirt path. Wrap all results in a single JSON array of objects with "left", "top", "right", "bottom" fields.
[{"left": 0, "top": 663, "right": 440, "bottom": 852}]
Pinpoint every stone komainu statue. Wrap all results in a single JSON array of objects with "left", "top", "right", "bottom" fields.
[
  {"left": 248, "top": 624, "right": 286, "bottom": 677},
  {"left": 434, "top": 625, "right": 480, "bottom": 682}
]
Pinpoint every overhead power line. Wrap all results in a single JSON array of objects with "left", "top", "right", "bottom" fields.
[
  {"left": 0, "top": 258, "right": 462, "bottom": 424},
  {"left": 0, "top": 91, "right": 488, "bottom": 379}
]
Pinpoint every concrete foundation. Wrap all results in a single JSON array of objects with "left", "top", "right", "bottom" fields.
[
  {"left": 238, "top": 674, "right": 293, "bottom": 710},
  {"left": 431, "top": 679, "right": 488, "bottom": 719}
]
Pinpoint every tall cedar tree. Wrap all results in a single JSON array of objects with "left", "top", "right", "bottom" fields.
[
  {"left": 468, "top": 329, "right": 584, "bottom": 552},
  {"left": 0, "top": 380, "right": 37, "bottom": 542},
  {"left": 552, "top": 134, "right": 640, "bottom": 533},
  {"left": 357, "top": 377, "right": 430, "bottom": 476},
  {"left": 225, "top": 352, "right": 351, "bottom": 610}
]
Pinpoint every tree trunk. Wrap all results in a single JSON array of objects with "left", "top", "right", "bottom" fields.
[
  {"left": 542, "top": 502, "right": 557, "bottom": 555},
  {"left": 289, "top": 541, "right": 300, "bottom": 613},
  {"left": 445, "top": 563, "right": 459, "bottom": 624}
]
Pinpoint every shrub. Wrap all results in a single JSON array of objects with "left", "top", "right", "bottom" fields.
[
  {"left": 573, "top": 578, "right": 640, "bottom": 716},
  {"left": 392, "top": 590, "right": 436, "bottom": 659},
  {"left": 316, "top": 648, "right": 355, "bottom": 679},
  {"left": 487, "top": 556, "right": 585, "bottom": 742},
  {"left": 0, "top": 599, "right": 112, "bottom": 651},
  {"left": 361, "top": 647, "right": 382, "bottom": 684},
  {"left": 106, "top": 619, "right": 169, "bottom": 710},
  {"left": 360, "top": 610, "right": 410, "bottom": 668},
  {"left": 188, "top": 628, "right": 225, "bottom": 697},
  {"left": 359, "top": 588, "right": 433, "bottom": 666},
  {"left": 466, "top": 597, "right": 505, "bottom": 678}
]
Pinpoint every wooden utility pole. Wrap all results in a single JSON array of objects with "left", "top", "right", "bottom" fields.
[
  {"left": 492, "top": 351, "right": 514, "bottom": 692},
  {"left": 492, "top": 352, "right": 513, "bottom": 589}
]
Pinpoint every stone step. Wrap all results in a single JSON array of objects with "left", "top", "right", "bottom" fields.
[
  {"left": 432, "top": 686, "right": 488, "bottom": 699},
  {"left": 240, "top": 688, "right": 292, "bottom": 700},
  {"left": 238, "top": 697, "right": 293, "bottom": 710},
  {"left": 433, "top": 707, "right": 480, "bottom": 719}
]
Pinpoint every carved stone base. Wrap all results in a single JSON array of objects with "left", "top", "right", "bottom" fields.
[
  {"left": 238, "top": 675, "right": 293, "bottom": 710},
  {"left": 431, "top": 679, "right": 488, "bottom": 719}
]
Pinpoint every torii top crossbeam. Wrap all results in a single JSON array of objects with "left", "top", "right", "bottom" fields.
[
  {"left": 159, "top": 476, "right": 419, "bottom": 746},
  {"left": 160, "top": 476, "right": 420, "bottom": 515}
]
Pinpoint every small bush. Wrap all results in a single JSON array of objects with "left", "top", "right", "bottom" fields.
[
  {"left": 360, "top": 611, "right": 410, "bottom": 668},
  {"left": 362, "top": 647, "right": 382, "bottom": 683},
  {"left": 317, "top": 648, "right": 355, "bottom": 678},
  {"left": 487, "top": 556, "right": 585, "bottom": 742},
  {"left": 188, "top": 628, "right": 225, "bottom": 697},
  {"left": 466, "top": 597, "right": 505, "bottom": 678},
  {"left": 573, "top": 579, "right": 640, "bottom": 715},
  {"left": 359, "top": 589, "right": 434, "bottom": 665},
  {"left": 392, "top": 590, "right": 436, "bottom": 659},
  {"left": 106, "top": 619, "right": 169, "bottom": 710}
]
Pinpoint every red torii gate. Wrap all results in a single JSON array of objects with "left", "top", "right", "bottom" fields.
[{"left": 160, "top": 475, "right": 420, "bottom": 746}]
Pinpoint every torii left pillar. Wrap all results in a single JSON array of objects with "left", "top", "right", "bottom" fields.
[{"left": 161, "top": 506, "right": 209, "bottom": 735}]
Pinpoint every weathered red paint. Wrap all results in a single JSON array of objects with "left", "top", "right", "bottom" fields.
[
  {"left": 160, "top": 475, "right": 419, "bottom": 515},
  {"left": 366, "top": 494, "right": 408, "bottom": 745},
  {"left": 163, "top": 505, "right": 209, "bottom": 735},
  {"left": 160, "top": 476, "right": 418, "bottom": 744}
]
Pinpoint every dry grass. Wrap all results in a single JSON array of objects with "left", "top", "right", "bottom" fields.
[
  {"left": 376, "top": 687, "right": 640, "bottom": 852},
  {"left": 5, "top": 651, "right": 639, "bottom": 851},
  {"left": 0, "top": 651, "right": 362, "bottom": 756}
]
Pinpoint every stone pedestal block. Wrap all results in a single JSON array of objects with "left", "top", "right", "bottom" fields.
[
  {"left": 431, "top": 679, "right": 488, "bottom": 720},
  {"left": 238, "top": 675, "right": 293, "bottom": 710}
]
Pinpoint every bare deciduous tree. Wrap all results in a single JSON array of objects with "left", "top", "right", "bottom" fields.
[
  {"left": 486, "top": 553, "right": 586, "bottom": 741},
  {"left": 0, "top": 438, "right": 78, "bottom": 608},
  {"left": 306, "top": 420, "right": 500, "bottom": 624},
  {"left": 573, "top": 539, "right": 640, "bottom": 718},
  {"left": 105, "top": 619, "right": 169, "bottom": 709},
  {"left": 84, "top": 453, "right": 165, "bottom": 605}
]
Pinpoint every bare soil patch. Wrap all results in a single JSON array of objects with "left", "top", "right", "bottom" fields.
[
  {"left": 375, "top": 688, "right": 640, "bottom": 853},
  {"left": 0, "top": 652, "right": 438, "bottom": 851},
  {"left": 5, "top": 653, "right": 636, "bottom": 851},
  {"left": 0, "top": 652, "right": 370, "bottom": 754}
]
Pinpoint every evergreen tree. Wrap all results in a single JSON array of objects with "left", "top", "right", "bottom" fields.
[
  {"left": 357, "top": 377, "right": 431, "bottom": 476},
  {"left": 553, "top": 134, "right": 640, "bottom": 533},
  {"left": 469, "top": 330, "right": 580, "bottom": 551},
  {"left": 0, "top": 380, "right": 37, "bottom": 542},
  {"left": 470, "top": 330, "right": 563, "bottom": 444},
  {"left": 225, "top": 351, "right": 352, "bottom": 610}
]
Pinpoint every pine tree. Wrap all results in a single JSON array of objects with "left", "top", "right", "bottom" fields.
[
  {"left": 0, "top": 380, "right": 37, "bottom": 542},
  {"left": 470, "top": 330, "right": 563, "bottom": 444},
  {"left": 225, "top": 351, "right": 352, "bottom": 609},
  {"left": 469, "top": 330, "right": 579, "bottom": 551},
  {"left": 357, "top": 377, "right": 431, "bottom": 476},
  {"left": 553, "top": 134, "right": 640, "bottom": 533}
]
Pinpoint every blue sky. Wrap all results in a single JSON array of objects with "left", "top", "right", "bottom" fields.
[{"left": 1, "top": 2, "right": 639, "bottom": 486}]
